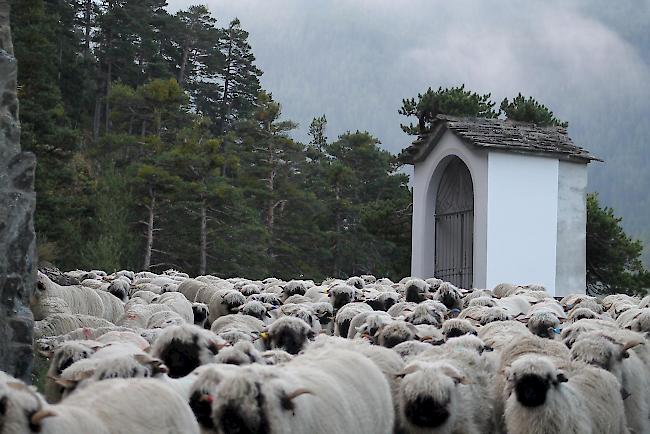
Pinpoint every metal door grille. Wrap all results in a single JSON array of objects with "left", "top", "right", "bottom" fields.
[
  {"left": 434, "top": 158, "right": 474, "bottom": 289},
  {"left": 435, "top": 209, "right": 473, "bottom": 288}
]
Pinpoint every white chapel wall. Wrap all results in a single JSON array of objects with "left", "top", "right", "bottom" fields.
[
  {"left": 411, "top": 131, "right": 488, "bottom": 287},
  {"left": 555, "top": 161, "right": 588, "bottom": 296},
  {"left": 486, "top": 152, "right": 560, "bottom": 295}
]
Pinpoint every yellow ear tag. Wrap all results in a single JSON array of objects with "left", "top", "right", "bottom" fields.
[{"left": 260, "top": 332, "right": 269, "bottom": 340}]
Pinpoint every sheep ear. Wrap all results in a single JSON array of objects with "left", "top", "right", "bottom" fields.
[
  {"left": 285, "top": 388, "right": 312, "bottom": 400},
  {"left": 53, "top": 378, "right": 78, "bottom": 389},
  {"left": 621, "top": 387, "right": 631, "bottom": 401},
  {"left": 396, "top": 365, "right": 419, "bottom": 378},
  {"left": 30, "top": 409, "right": 57, "bottom": 426},
  {"left": 39, "top": 350, "right": 54, "bottom": 358},
  {"left": 556, "top": 373, "right": 569, "bottom": 383}
]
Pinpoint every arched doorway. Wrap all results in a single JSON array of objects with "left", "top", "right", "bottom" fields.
[{"left": 435, "top": 157, "right": 474, "bottom": 288}]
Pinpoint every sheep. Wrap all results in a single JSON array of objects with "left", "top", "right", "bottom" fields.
[
  {"left": 146, "top": 309, "right": 186, "bottom": 328},
  {"left": 207, "top": 348, "right": 394, "bottom": 434},
  {"left": 403, "top": 278, "right": 429, "bottom": 303},
  {"left": 277, "top": 304, "right": 322, "bottom": 335},
  {"left": 107, "top": 279, "right": 129, "bottom": 302},
  {"left": 625, "top": 308, "right": 650, "bottom": 335},
  {"left": 567, "top": 307, "right": 599, "bottom": 322},
  {"left": 14, "top": 379, "right": 200, "bottom": 434},
  {"left": 560, "top": 318, "right": 619, "bottom": 348},
  {"left": 177, "top": 279, "right": 209, "bottom": 302},
  {"left": 570, "top": 334, "right": 649, "bottom": 434},
  {"left": 639, "top": 295, "right": 650, "bottom": 309},
  {"left": 284, "top": 294, "right": 312, "bottom": 305},
  {"left": 95, "top": 330, "right": 149, "bottom": 350},
  {"left": 90, "top": 288, "right": 125, "bottom": 324},
  {"left": 405, "top": 303, "right": 443, "bottom": 326},
  {"left": 329, "top": 284, "right": 357, "bottom": 310},
  {"left": 493, "top": 282, "right": 519, "bottom": 298},
  {"left": 118, "top": 303, "right": 174, "bottom": 329},
  {"left": 33, "top": 273, "right": 105, "bottom": 321},
  {"left": 150, "top": 324, "right": 226, "bottom": 378},
  {"left": 366, "top": 291, "right": 400, "bottom": 312},
  {"left": 441, "top": 318, "right": 477, "bottom": 340},
  {"left": 459, "top": 305, "right": 511, "bottom": 325},
  {"left": 527, "top": 311, "right": 561, "bottom": 339},
  {"left": 376, "top": 321, "right": 417, "bottom": 348},
  {"left": 214, "top": 341, "right": 265, "bottom": 366},
  {"left": 154, "top": 291, "right": 194, "bottom": 323},
  {"left": 398, "top": 344, "right": 495, "bottom": 434},
  {"left": 361, "top": 274, "right": 377, "bottom": 284},
  {"left": 211, "top": 314, "right": 265, "bottom": 338},
  {"left": 248, "top": 292, "right": 282, "bottom": 307},
  {"left": 42, "top": 340, "right": 103, "bottom": 402},
  {"left": 351, "top": 311, "right": 393, "bottom": 341},
  {"left": 467, "top": 296, "right": 497, "bottom": 308},
  {"left": 267, "top": 316, "right": 315, "bottom": 354},
  {"left": 503, "top": 355, "right": 629, "bottom": 434},
  {"left": 387, "top": 301, "right": 418, "bottom": 318},
  {"left": 282, "top": 280, "right": 307, "bottom": 301},
  {"left": 392, "top": 341, "right": 434, "bottom": 361},
  {"left": 35, "top": 314, "right": 115, "bottom": 339},
  {"left": 433, "top": 282, "right": 463, "bottom": 311},
  {"left": 334, "top": 302, "right": 373, "bottom": 337},
  {"left": 192, "top": 302, "right": 209, "bottom": 328},
  {"left": 496, "top": 295, "right": 531, "bottom": 317},
  {"left": 346, "top": 276, "right": 365, "bottom": 289},
  {"left": 55, "top": 351, "right": 168, "bottom": 397},
  {"left": 208, "top": 289, "right": 246, "bottom": 324},
  {"left": 310, "top": 301, "right": 334, "bottom": 331},
  {"left": 478, "top": 320, "right": 530, "bottom": 350},
  {"left": 261, "top": 349, "right": 294, "bottom": 365},
  {"left": 462, "top": 289, "right": 494, "bottom": 306}
]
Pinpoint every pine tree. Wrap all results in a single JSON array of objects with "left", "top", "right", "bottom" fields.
[{"left": 501, "top": 93, "right": 568, "bottom": 127}]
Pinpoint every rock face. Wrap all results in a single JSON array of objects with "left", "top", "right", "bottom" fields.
[{"left": 0, "top": 2, "right": 36, "bottom": 382}]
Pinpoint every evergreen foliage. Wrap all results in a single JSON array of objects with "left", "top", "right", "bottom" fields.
[{"left": 12, "top": 0, "right": 410, "bottom": 280}]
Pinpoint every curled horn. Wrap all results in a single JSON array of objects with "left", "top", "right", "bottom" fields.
[
  {"left": 31, "top": 409, "right": 57, "bottom": 426},
  {"left": 622, "top": 340, "right": 644, "bottom": 352},
  {"left": 286, "top": 388, "right": 313, "bottom": 400}
]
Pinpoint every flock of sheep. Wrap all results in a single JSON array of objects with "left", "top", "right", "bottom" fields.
[{"left": 1, "top": 269, "right": 650, "bottom": 433}]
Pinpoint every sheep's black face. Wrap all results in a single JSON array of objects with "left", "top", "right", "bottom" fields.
[
  {"left": 383, "top": 297, "right": 397, "bottom": 311},
  {"left": 272, "top": 327, "right": 308, "bottom": 355},
  {"left": 366, "top": 298, "right": 383, "bottom": 311},
  {"left": 381, "top": 332, "right": 409, "bottom": 349},
  {"left": 225, "top": 300, "right": 244, "bottom": 314},
  {"left": 333, "top": 292, "right": 351, "bottom": 310},
  {"left": 514, "top": 374, "right": 550, "bottom": 407},
  {"left": 189, "top": 391, "right": 215, "bottom": 430},
  {"left": 158, "top": 336, "right": 201, "bottom": 378},
  {"left": 284, "top": 285, "right": 305, "bottom": 297},
  {"left": 440, "top": 292, "right": 458, "bottom": 310},
  {"left": 219, "top": 383, "right": 269, "bottom": 434},
  {"left": 405, "top": 285, "right": 424, "bottom": 303},
  {"left": 445, "top": 328, "right": 467, "bottom": 339},
  {"left": 192, "top": 306, "right": 208, "bottom": 326},
  {"left": 338, "top": 318, "right": 352, "bottom": 339},
  {"left": 405, "top": 395, "right": 450, "bottom": 428}
]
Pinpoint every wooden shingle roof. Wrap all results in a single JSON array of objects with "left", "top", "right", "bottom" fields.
[{"left": 400, "top": 115, "right": 600, "bottom": 164}]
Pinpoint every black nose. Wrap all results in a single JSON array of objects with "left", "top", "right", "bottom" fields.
[
  {"left": 404, "top": 395, "right": 450, "bottom": 428},
  {"left": 515, "top": 374, "right": 550, "bottom": 407},
  {"left": 406, "top": 285, "right": 424, "bottom": 303}
]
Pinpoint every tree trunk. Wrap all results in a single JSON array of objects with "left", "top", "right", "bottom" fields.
[
  {"left": 143, "top": 188, "right": 156, "bottom": 270},
  {"left": 92, "top": 92, "right": 102, "bottom": 141},
  {"left": 199, "top": 201, "right": 207, "bottom": 275},
  {"left": 84, "top": 0, "right": 91, "bottom": 58},
  {"left": 104, "top": 61, "right": 112, "bottom": 133},
  {"left": 178, "top": 43, "right": 190, "bottom": 90}
]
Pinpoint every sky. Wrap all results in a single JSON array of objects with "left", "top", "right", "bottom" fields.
[{"left": 167, "top": 0, "right": 650, "bottom": 260}]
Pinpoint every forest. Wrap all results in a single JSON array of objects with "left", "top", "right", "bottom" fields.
[{"left": 12, "top": 0, "right": 649, "bottom": 294}]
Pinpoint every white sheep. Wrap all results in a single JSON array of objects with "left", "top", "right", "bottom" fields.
[
  {"left": 334, "top": 302, "right": 373, "bottom": 337},
  {"left": 570, "top": 333, "right": 649, "bottom": 434},
  {"left": 207, "top": 348, "right": 394, "bottom": 434},
  {"left": 503, "top": 355, "right": 629, "bottom": 434},
  {"left": 207, "top": 289, "right": 246, "bottom": 324},
  {"left": 16, "top": 379, "right": 200, "bottom": 434},
  {"left": 35, "top": 314, "right": 115, "bottom": 339},
  {"left": 150, "top": 324, "right": 226, "bottom": 378},
  {"left": 267, "top": 316, "right": 315, "bottom": 354}
]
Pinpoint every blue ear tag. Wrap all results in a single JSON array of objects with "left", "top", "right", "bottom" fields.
[
  {"left": 450, "top": 308, "right": 461, "bottom": 314},
  {"left": 552, "top": 328, "right": 561, "bottom": 335}
]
